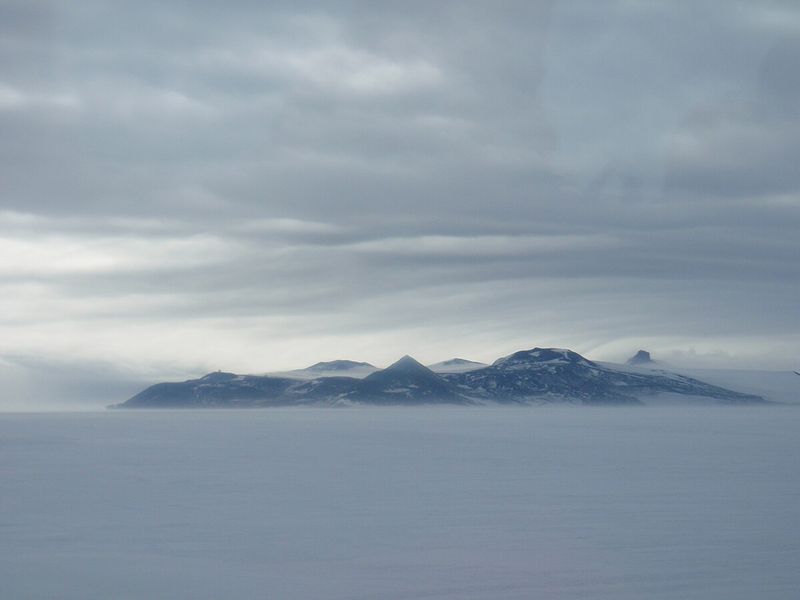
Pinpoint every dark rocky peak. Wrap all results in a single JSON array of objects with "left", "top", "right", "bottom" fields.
[{"left": 626, "top": 350, "right": 653, "bottom": 366}]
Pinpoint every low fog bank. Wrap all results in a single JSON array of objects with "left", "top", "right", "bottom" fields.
[
  {"left": 669, "top": 368, "right": 799, "bottom": 404},
  {"left": 0, "top": 355, "right": 169, "bottom": 412}
]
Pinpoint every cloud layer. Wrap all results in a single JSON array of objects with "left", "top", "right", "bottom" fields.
[{"left": 2, "top": 1, "right": 799, "bottom": 406}]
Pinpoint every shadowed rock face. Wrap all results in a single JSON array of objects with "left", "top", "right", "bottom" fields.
[
  {"left": 115, "top": 347, "right": 765, "bottom": 408},
  {"left": 627, "top": 350, "right": 653, "bottom": 366},
  {"left": 120, "top": 373, "right": 299, "bottom": 408}
]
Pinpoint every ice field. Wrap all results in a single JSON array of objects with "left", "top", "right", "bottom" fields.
[{"left": 2, "top": 407, "right": 799, "bottom": 599}]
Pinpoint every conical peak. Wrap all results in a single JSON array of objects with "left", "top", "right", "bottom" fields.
[{"left": 388, "top": 355, "right": 426, "bottom": 370}]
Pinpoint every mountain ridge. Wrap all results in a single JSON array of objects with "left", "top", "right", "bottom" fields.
[{"left": 114, "top": 346, "right": 767, "bottom": 408}]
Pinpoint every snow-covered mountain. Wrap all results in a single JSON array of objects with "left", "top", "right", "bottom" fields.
[
  {"left": 442, "top": 348, "right": 763, "bottom": 405},
  {"left": 349, "top": 356, "right": 465, "bottom": 404},
  {"left": 115, "top": 346, "right": 768, "bottom": 408},
  {"left": 427, "top": 358, "right": 488, "bottom": 373},
  {"left": 269, "top": 360, "right": 377, "bottom": 380}
]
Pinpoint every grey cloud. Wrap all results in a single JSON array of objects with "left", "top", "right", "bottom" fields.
[
  {"left": 665, "top": 34, "right": 800, "bottom": 198},
  {"left": 1, "top": 1, "right": 799, "bottom": 407}
]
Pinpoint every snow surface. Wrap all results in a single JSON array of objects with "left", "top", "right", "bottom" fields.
[{"left": 2, "top": 407, "right": 800, "bottom": 599}]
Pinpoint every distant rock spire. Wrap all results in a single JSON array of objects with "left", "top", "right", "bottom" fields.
[{"left": 626, "top": 350, "right": 653, "bottom": 366}]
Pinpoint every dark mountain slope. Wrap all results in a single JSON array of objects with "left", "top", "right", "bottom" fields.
[
  {"left": 349, "top": 356, "right": 469, "bottom": 404},
  {"left": 121, "top": 372, "right": 298, "bottom": 408}
]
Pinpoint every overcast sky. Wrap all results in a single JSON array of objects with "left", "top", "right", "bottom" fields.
[{"left": 1, "top": 1, "right": 799, "bottom": 406}]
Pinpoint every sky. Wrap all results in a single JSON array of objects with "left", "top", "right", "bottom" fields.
[{"left": 1, "top": 1, "right": 799, "bottom": 406}]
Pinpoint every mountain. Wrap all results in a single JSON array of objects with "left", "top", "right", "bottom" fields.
[
  {"left": 119, "top": 371, "right": 299, "bottom": 408},
  {"left": 117, "top": 356, "right": 467, "bottom": 408},
  {"left": 349, "top": 356, "right": 467, "bottom": 405},
  {"left": 443, "top": 348, "right": 638, "bottom": 405},
  {"left": 627, "top": 350, "right": 654, "bottom": 366},
  {"left": 114, "top": 347, "right": 766, "bottom": 408},
  {"left": 427, "top": 358, "right": 488, "bottom": 373},
  {"left": 306, "top": 360, "right": 375, "bottom": 372},
  {"left": 442, "top": 348, "right": 764, "bottom": 405},
  {"left": 269, "top": 360, "right": 378, "bottom": 380}
]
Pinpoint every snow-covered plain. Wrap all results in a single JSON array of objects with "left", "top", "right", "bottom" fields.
[{"left": 2, "top": 407, "right": 800, "bottom": 599}]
